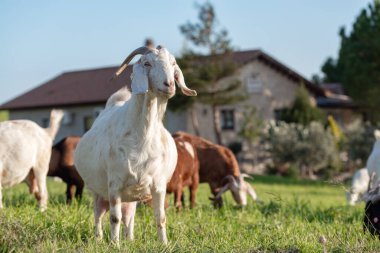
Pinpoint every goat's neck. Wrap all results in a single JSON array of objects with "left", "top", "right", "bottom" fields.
[{"left": 126, "top": 93, "right": 168, "bottom": 139}]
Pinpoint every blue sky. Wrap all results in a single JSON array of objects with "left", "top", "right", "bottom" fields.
[{"left": 0, "top": 0, "right": 372, "bottom": 104}]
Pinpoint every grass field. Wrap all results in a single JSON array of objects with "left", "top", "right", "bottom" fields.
[{"left": 1, "top": 175, "right": 379, "bottom": 252}]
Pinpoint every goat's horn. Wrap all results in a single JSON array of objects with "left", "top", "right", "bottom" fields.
[
  {"left": 174, "top": 64, "right": 197, "bottom": 96},
  {"left": 112, "top": 46, "right": 156, "bottom": 80},
  {"left": 240, "top": 173, "right": 253, "bottom": 180},
  {"left": 214, "top": 183, "right": 231, "bottom": 199}
]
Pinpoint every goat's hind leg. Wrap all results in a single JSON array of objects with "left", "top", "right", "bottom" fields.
[
  {"left": 93, "top": 194, "right": 108, "bottom": 241},
  {"left": 121, "top": 201, "right": 137, "bottom": 240},
  {"left": 32, "top": 168, "right": 48, "bottom": 211}
]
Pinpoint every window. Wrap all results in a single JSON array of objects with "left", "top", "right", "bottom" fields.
[
  {"left": 41, "top": 118, "right": 49, "bottom": 128},
  {"left": 84, "top": 116, "right": 95, "bottom": 132},
  {"left": 246, "top": 73, "right": 262, "bottom": 93},
  {"left": 221, "top": 109, "right": 235, "bottom": 130}
]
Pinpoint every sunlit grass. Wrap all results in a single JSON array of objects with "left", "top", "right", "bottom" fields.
[{"left": 0, "top": 175, "right": 379, "bottom": 252}]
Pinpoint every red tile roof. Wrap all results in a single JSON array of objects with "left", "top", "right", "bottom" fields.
[{"left": 0, "top": 50, "right": 327, "bottom": 110}]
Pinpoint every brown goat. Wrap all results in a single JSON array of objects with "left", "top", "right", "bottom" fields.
[
  {"left": 166, "top": 136, "right": 199, "bottom": 211},
  {"left": 48, "top": 136, "right": 84, "bottom": 203},
  {"left": 173, "top": 131, "right": 259, "bottom": 208}
]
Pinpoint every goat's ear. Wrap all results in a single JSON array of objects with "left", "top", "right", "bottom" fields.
[
  {"left": 130, "top": 62, "right": 148, "bottom": 94},
  {"left": 174, "top": 65, "right": 197, "bottom": 97},
  {"left": 374, "top": 129, "right": 380, "bottom": 140}
]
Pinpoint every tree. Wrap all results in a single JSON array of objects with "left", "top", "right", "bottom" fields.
[
  {"left": 174, "top": 2, "right": 247, "bottom": 144},
  {"left": 278, "top": 85, "right": 323, "bottom": 125},
  {"left": 238, "top": 105, "right": 263, "bottom": 145},
  {"left": 321, "top": 1, "right": 380, "bottom": 121}
]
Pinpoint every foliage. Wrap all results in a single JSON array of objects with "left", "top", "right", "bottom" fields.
[
  {"left": 321, "top": 1, "right": 380, "bottom": 121},
  {"left": 344, "top": 120, "right": 378, "bottom": 167},
  {"left": 238, "top": 105, "right": 263, "bottom": 145},
  {"left": 176, "top": 2, "right": 247, "bottom": 144},
  {"left": 0, "top": 111, "right": 9, "bottom": 122},
  {"left": 327, "top": 115, "right": 346, "bottom": 150},
  {"left": 265, "top": 121, "right": 340, "bottom": 178},
  {"left": 1, "top": 177, "right": 379, "bottom": 252},
  {"left": 278, "top": 85, "right": 323, "bottom": 125}
]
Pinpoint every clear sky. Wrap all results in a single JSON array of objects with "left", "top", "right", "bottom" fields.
[{"left": 0, "top": 0, "right": 372, "bottom": 105}]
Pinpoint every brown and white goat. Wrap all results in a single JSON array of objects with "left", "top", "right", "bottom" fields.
[
  {"left": 166, "top": 136, "right": 199, "bottom": 211},
  {"left": 49, "top": 136, "right": 84, "bottom": 203},
  {"left": 173, "top": 131, "right": 259, "bottom": 208}
]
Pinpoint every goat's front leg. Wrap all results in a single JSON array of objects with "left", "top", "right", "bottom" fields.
[
  {"left": 152, "top": 189, "right": 168, "bottom": 244},
  {"left": 121, "top": 202, "right": 137, "bottom": 240},
  {"left": 109, "top": 194, "right": 122, "bottom": 245},
  {"left": 174, "top": 186, "right": 183, "bottom": 212},
  {"left": 66, "top": 184, "right": 75, "bottom": 204}
]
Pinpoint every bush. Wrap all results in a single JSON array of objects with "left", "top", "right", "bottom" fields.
[
  {"left": 344, "top": 120, "right": 378, "bottom": 167},
  {"left": 265, "top": 121, "right": 340, "bottom": 178}
]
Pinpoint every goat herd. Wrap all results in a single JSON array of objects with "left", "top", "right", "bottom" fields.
[
  {"left": 0, "top": 46, "right": 259, "bottom": 246},
  {"left": 0, "top": 46, "right": 379, "bottom": 247}
]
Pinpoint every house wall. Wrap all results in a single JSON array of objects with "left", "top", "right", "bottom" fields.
[
  {"left": 187, "top": 60, "right": 311, "bottom": 145},
  {"left": 9, "top": 104, "right": 104, "bottom": 143},
  {"left": 9, "top": 103, "right": 191, "bottom": 143}
]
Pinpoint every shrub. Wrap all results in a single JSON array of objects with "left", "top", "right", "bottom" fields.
[
  {"left": 344, "top": 120, "right": 377, "bottom": 167},
  {"left": 265, "top": 121, "right": 340, "bottom": 178}
]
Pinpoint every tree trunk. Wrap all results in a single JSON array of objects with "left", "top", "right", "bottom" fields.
[
  {"left": 212, "top": 105, "right": 223, "bottom": 145},
  {"left": 190, "top": 106, "right": 200, "bottom": 136}
]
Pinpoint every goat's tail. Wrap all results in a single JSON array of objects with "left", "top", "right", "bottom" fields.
[{"left": 45, "top": 109, "right": 64, "bottom": 140}]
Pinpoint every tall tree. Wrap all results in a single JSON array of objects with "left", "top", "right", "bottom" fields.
[
  {"left": 321, "top": 1, "right": 380, "bottom": 121},
  {"left": 278, "top": 85, "right": 323, "bottom": 125},
  {"left": 174, "top": 2, "right": 247, "bottom": 144}
]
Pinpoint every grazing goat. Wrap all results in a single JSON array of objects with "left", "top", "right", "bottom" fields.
[
  {"left": 0, "top": 110, "right": 64, "bottom": 211},
  {"left": 74, "top": 46, "right": 197, "bottom": 245},
  {"left": 166, "top": 136, "right": 199, "bottom": 211},
  {"left": 366, "top": 130, "right": 380, "bottom": 190},
  {"left": 48, "top": 136, "right": 84, "bottom": 203},
  {"left": 346, "top": 168, "right": 369, "bottom": 205},
  {"left": 173, "top": 131, "right": 259, "bottom": 208}
]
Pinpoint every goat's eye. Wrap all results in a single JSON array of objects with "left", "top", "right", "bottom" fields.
[{"left": 144, "top": 62, "right": 151, "bottom": 67}]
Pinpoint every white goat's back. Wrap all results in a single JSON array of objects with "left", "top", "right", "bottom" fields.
[{"left": 105, "top": 87, "right": 131, "bottom": 108}]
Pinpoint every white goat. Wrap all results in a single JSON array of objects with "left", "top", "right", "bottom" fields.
[
  {"left": 366, "top": 130, "right": 380, "bottom": 190},
  {"left": 74, "top": 46, "right": 197, "bottom": 245},
  {"left": 0, "top": 109, "right": 64, "bottom": 211},
  {"left": 346, "top": 168, "right": 369, "bottom": 205}
]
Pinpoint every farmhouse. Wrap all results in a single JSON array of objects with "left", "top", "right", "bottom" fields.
[{"left": 0, "top": 49, "right": 355, "bottom": 144}]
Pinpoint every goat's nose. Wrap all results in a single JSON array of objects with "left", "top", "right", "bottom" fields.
[{"left": 163, "top": 80, "right": 175, "bottom": 87}]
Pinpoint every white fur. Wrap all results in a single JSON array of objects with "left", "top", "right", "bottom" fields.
[
  {"left": 346, "top": 168, "right": 369, "bottom": 205},
  {"left": 74, "top": 46, "right": 196, "bottom": 245},
  {"left": 0, "top": 109, "right": 64, "bottom": 211},
  {"left": 366, "top": 130, "right": 380, "bottom": 190}
]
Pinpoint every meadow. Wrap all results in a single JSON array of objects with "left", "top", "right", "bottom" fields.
[{"left": 1, "top": 175, "right": 379, "bottom": 253}]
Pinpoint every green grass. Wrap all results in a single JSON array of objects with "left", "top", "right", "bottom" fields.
[
  {"left": 0, "top": 111, "right": 8, "bottom": 122},
  {"left": 1, "top": 175, "right": 379, "bottom": 252}
]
